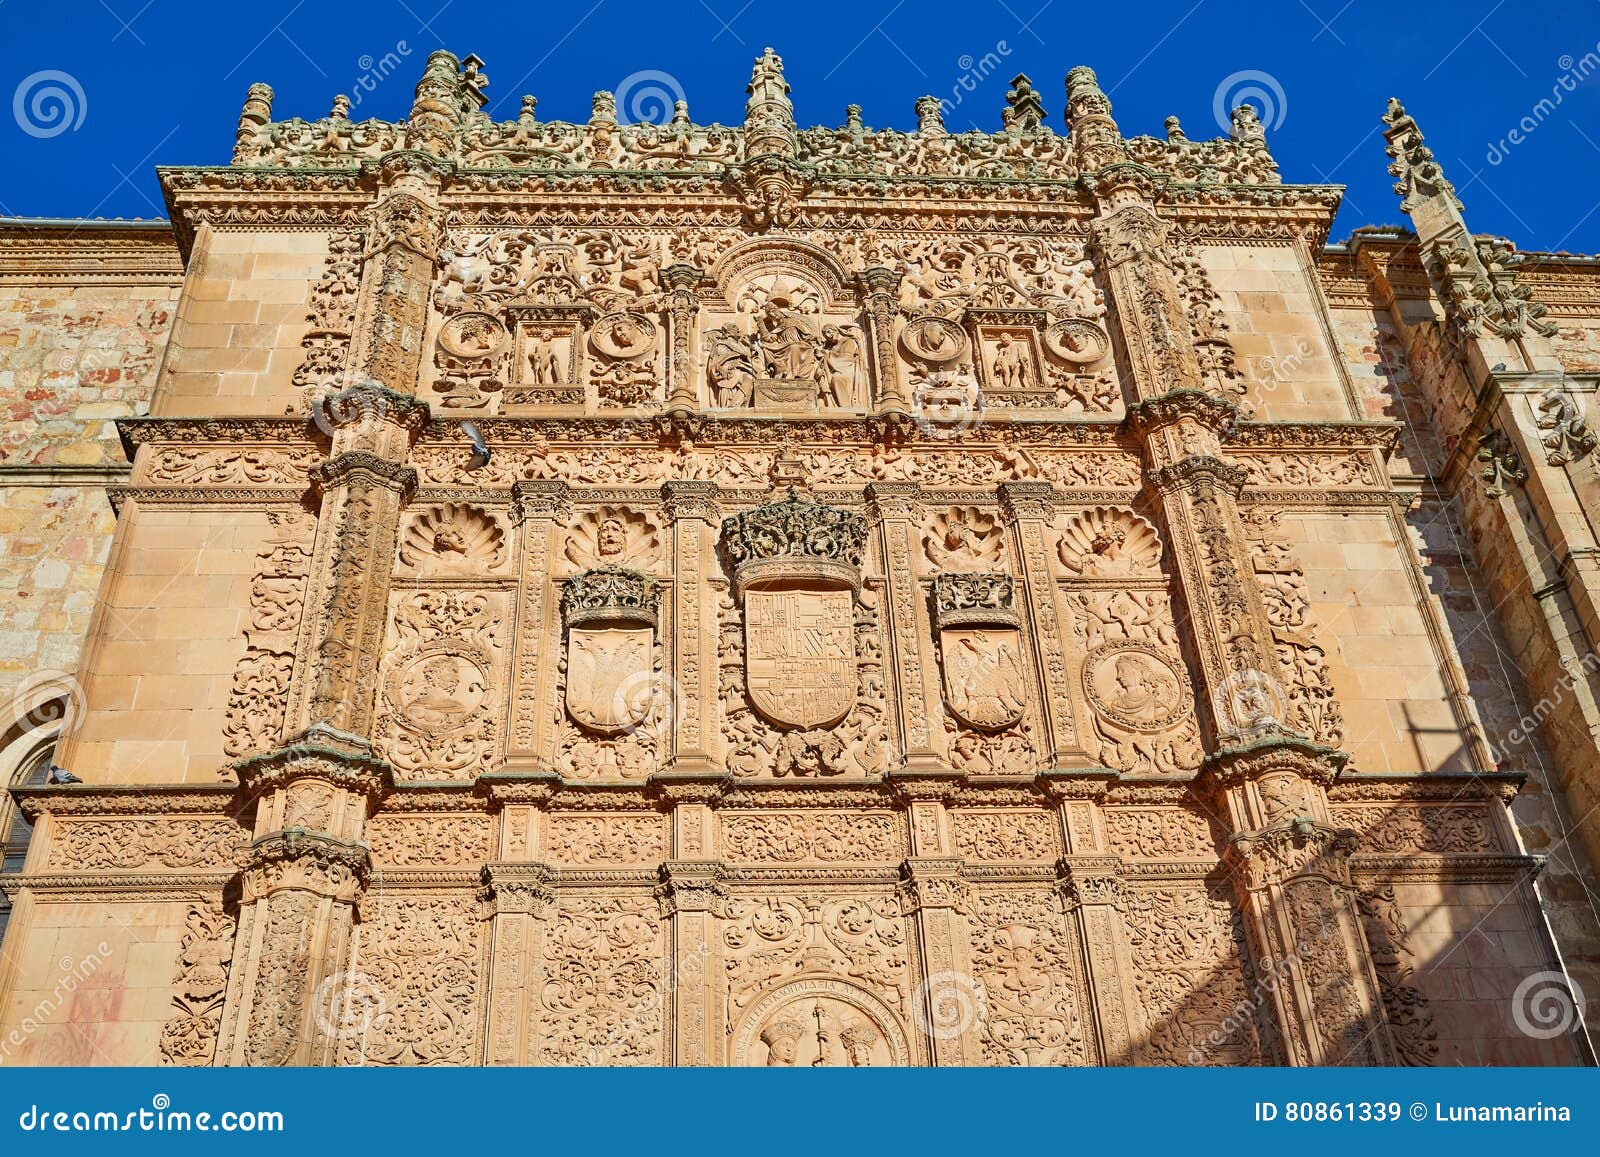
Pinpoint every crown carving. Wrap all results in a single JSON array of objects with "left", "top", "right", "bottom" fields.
[
  {"left": 720, "top": 488, "right": 867, "bottom": 596},
  {"left": 931, "top": 572, "right": 1019, "bottom": 629},
  {"left": 561, "top": 566, "right": 661, "bottom": 629}
]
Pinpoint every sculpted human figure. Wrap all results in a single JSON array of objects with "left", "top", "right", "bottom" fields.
[
  {"left": 530, "top": 334, "right": 562, "bottom": 384},
  {"left": 992, "top": 333, "right": 1030, "bottom": 390},
  {"left": 758, "top": 301, "right": 819, "bottom": 380},
  {"left": 405, "top": 656, "right": 469, "bottom": 727},
  {"left": 596, "top": 517, "right": 627, "bottom": 558},
  {"left": 819, "top": 324, "right": 861, "bottom": 407},
  {"left": 760, "top": 1017, "right": 804, "bottom": 1066},
  {"left": 1102, "top": 654, "right": 1173, "bottom": 722}
]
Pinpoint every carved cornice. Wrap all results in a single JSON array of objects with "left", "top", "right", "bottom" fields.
[
  {"left": 1329, "top": 769, "right": 1525, "bottom": 805},
  {"left": 14, "top": 784, "right": 241, "bottom": 821},
  {"left": 1350, "top": 852, "right": 1544, "bottom": 884}
]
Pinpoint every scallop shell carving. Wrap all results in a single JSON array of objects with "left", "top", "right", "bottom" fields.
[
  {"left": 924, "top": 506, "right": 1006, "bottom": 572},
  {"left": 1056, "top": 507, "right": 1162, "bottom": 577},
  {"left": 399, "top": 504, "right": 506, "bottom": 572},
  {"left": 563, "top": 505, "right": 663, "bottom": 573}
]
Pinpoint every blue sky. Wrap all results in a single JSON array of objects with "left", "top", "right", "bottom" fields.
[{"left": 2, "top": 0, "right": 1599, "bottom": 251}]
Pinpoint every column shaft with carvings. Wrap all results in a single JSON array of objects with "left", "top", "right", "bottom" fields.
[
  {"left": 1048, "top": 775, "right": 1140, "bottom": 1065},
  {"left": 998, "top": 482, "right": 1081, "bottom": 768},
  {"left": 657, "top": 782, "right": 727, "bottom": 1066},
  {"left": 480, "top": 857, "right": 555, "bottom": 1065},
  {"left": 858, "top": 268, "right": 907, "bottom": 413},
  {"left": 507, "top": 481, "right": 571, "bottom": 771},
  {"left": 661, "top": 483, "right": 721, "bottom": 773},
  {"left": 865, "top": 484, "right": 941, "bottom": 770},
  {"left": 1069, "top": 67, "right": 1394, "bottom": 1064},
  {"left": 662, "top": 264, "right": 703, "bottom": 415},
  {"left": 895, "top": 777, "right": 977, "bottom": 1066}
]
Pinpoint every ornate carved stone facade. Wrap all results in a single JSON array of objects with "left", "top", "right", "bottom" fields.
[{"left": 1, "top": 50, "right": 1597, "bottom": 1066}]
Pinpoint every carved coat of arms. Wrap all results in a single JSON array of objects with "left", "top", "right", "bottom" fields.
[
  {"left": 561, "top": 566, "right": 662, "bottom": 735},
  {"left": 744, "top": 588, "right": 855, "bottom": 729},
  {"left": 566, "top": 626, "right": 654, "bottom": 733},
  {"left": 933, "top": 573, "right": 1027, "bottom": 731}
]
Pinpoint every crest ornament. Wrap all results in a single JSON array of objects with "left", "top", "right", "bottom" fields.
[
  {"left": 561, "top": 566, "right": 662, "bottom": 734},
  {"left": 933, "top": 574, "right": 1027, "bottom": 731},
  {"left": 722, "top": 491, "right": 867, "bottom": 730}
]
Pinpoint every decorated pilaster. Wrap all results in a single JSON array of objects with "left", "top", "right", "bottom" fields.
[
  {"left": 661, "top": 264, "right": 705, "bottom": 414},
  {"left": 661, "top": 482, "right": 722, "bottom": 773},
  {"left": 215, "top": 733, "right": 387, "bottom": 1065},
  {"left": 1070, "top": 65, "right": 1393, "bottom": 1063},
  {"left": 1046, "top": 774, "right": 1140, "bottom": 1065},
  {"left": 998, "top": 481, "right": 1080, "bottom": 767},
  {"left": 865, "top": 483, "right": 942, "bottom": 771},
  {"left": 1380, "top": 101, "right": 1600, "bottom": 860},
  {"left": 899, "top": 850, "right": 977, "bottom": 1066},
  {"left": 507, "top": 481, "right": 572, "bottom": 770},
  {"left": 656, "top": 842, "right": 727, "bottom": 1066},
  {"left": 858, "top": 267, "right": 908, "bottom": 413},
  {"left": 479, "top": 857, "right": 555, "bottom": 1065}
]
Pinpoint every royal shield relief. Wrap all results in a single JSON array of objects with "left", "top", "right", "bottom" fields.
[
  {"left": 939, "top": 627, "right": 1026, "bottom": 730},
  {"left": 566, "top": 626, "right": 654, "bottom": 733},
  {"left": 744, "top": 587, "right": 855, "bottom": 729}
]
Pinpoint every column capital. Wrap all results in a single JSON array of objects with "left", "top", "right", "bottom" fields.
[
  {"left": 1057, "top": 854, "right": 1127, "bottom": 910},
  {"left": 659, "top": 480, "right": 721, "bottom": 522},
  {"left": 309, "top": 451, "right": 418, "bottom": 501},
  {"left": 313, "top": 381, "right": 431, "bottom": 437},
  {"left": 480, "top": 862, "right": 556, "bottom": 916},
  {"left": 1225, "top": 819, "right": 1360, "bottom": 892},
  {"left": 998, "top": 479, "right": 1059, "bottom": 522},
  {"left": 510, "top": 479, "right": 573, "bottom": 524},
  {"left": 240, "top": 829, "right": 371, "bottom": 904},
  {"left": 656, "top": 861, "right": 729, "bottom": 915},
  {"left": 863, "top": 480, "right": 922, "bottom": 520},
  {"left": 897, "top": 857, "right": 971, "bottom": 914},
  {"left": 1126, "top": 388, "right": 1239, "bottom": 436},
  {"left": 232, "top": 728, "right": 391, "bottom": 805}
]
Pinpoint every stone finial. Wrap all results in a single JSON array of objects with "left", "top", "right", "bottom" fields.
[
  {"left": 671, "top": 100, "right": 691, "bottom": 127},
  {"left": 408, "top": 50, "right": 466, "bottom": 158},
  {"left": 1230, "top": 102, "right": 1264, "bottom": 145},
  {"left": 844, "top": 104, "right": 864, "bottom": 133},
  {"left": 331, "top": 94, "right": 351, "bottom": 120},
  {"left": 1164, "top": 115, "right": 1186, "bottom": 143},
  {"left": 1004, "top": 73, "right": 1047, "bottom": 133},
  {"left": 744, "top": 46, "right": 796, "bottom": 158},
  {"left": 591, "top": 90, "right": 617, "bottom": 125},
  {"left": 1064, "top": 65, "right": 1123, "bottom": 170},
  {"left": 461, "top": 53, "right": 489, "bottom": 106},
  {"left": 1381, "top": 97, "right": 1462, "bottom": 213},
  {"left": 518, "top": 95, "right": 537, "bottom": 125},
  {"left": 234, "top": 83, "right": 274, "bottom": 163},
  {"left": 915, "top": 95, "right": 945, "bottom": 135}
]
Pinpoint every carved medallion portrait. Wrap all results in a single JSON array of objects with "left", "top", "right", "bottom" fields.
[
  {"left": 588, "top": 311, "right": 657, "bottom": 359},
  {"left": 393, "top": 648, "right": 489, "bottom": 732},
  {"left": 900, "top": 314, "right": 968, "bottom": 364},
  {"left": 1082, "top": 642, "right": 1191, "bottom": 733},
  {"left": 1043, "top": 317, "right": 1110, "bottom": 365}
]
